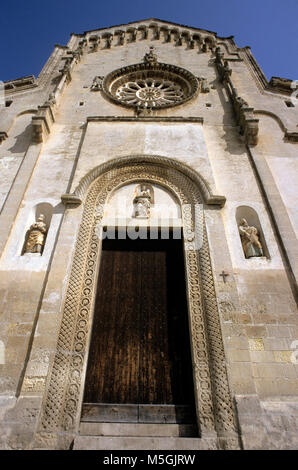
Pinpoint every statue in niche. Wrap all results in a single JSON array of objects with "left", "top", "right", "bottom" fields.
[
  {"left": 238, "top": 218, "right": 264, "bottom": 258},
  {"left": 24, "top": 214, "right": 48, "bottom": 254},
  {"left": 133, "top": 184, "right": 153, "bottom": 219}
]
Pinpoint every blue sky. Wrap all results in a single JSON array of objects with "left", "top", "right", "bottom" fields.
[{"left": 0, "top": 0, "right": 297, "bottom": 82}]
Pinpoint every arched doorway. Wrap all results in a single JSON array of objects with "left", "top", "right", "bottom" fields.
[{"left": 36, "top": 156, "right": 239, "bottom": 449}]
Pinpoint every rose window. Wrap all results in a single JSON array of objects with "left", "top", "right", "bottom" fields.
[
  {"left": 102, "top": 60, "right": 199, "bottom": 110},
  {"left": 115, "top": 79, "right": 184, "bottom": 108}
]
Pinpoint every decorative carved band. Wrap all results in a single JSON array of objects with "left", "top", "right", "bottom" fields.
[
  {"left": 71, "top": 155, "right": 226, "bottom": 208},
  {"left": 36, "top": 157, "right": 238, "bottom": 449}
]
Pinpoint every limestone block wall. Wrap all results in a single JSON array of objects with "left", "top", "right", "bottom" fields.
[{"left": 0, "top": 19, "right": 297, "bottom": 449}]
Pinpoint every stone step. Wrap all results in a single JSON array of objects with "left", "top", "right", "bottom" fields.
[
  {"left": 73, "top": 436, "right": 218, "bottom": 450},
  {"left": 79, "top": 422, "right": 198, "bottom": 437}
]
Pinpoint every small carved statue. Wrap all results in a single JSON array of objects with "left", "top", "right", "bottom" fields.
[
  {"left": 24, "top": 214, "right": 48, "bottom": 254},
  {"left": 91, "top": 76, "right": 103, "bottom": 91},
  {"left": 238, "top": 218, "right": 264, "bottom": 258},
  {"left": 236, "top": 96, "right": 248, "bottom": 108},
  {"left": 133, "top": 184, "right": 152, "bottom": 218},
  {"left": 143, "top": 47, "right": 158, "bottom": 66},
  {"left": 47, "top": 92, "right": 56, "bottom": 105}
]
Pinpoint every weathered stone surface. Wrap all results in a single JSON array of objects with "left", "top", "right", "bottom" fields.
[{"left": 0, "top": 18, "right": 297, "bottom": 450}]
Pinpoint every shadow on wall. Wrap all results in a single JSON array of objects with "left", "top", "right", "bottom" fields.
[
  {"left": 211, "top": 76, "right": 245, "bottom": 155},
  {"left": 8, "top": 123, "right": 32, "bottom": 154}
]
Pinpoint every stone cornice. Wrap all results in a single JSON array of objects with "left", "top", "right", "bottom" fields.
[
  {"left": 240, "top": 47, "right": 295, "bottom": 96},
  {"left": 87, "top": 116, "right": 204, "bottom": 123},
  {"left": 79, "top": 18, "right": 218, "bottom": 38},
  {"left": 4, "top": 75, "right": 37, "bottom": 95}
]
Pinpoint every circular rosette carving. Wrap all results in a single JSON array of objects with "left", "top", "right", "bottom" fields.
[{"left": 102, "top": 62, "right": 199, "bottom": 109}]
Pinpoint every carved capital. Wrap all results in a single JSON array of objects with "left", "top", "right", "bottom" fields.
[{"left": 61, "top": 194, "right": 82, "bottom": 206}]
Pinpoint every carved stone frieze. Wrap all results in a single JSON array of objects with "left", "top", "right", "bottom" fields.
[{"left": 35, "top": 156, "right": 238, "bottom": 449}]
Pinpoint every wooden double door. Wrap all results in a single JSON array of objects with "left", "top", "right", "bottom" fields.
[{"left": 83, "top": 234, "right": 196, "bottom": 413}]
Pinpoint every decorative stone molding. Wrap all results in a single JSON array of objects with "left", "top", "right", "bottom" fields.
[
  {"left": 126, "top": 27, "right": 137, "bottom": 43},
  {"left": 71, "top": 154, "right": 225, "bottom": 208},
  {"left": 35, "top": 156, "right": 238, "bottom": 450},
  {"left": 240, "top": 47, "right": 295, "bottom": 98},
  {"left": 114, "top": 30, "right": 125, "bottom": 45},
  {"left": 83, "top": 21, "right": 218, "bottom": 54},
  {"left": 232, "top": 97, "right": 259, "bottom": 146},
  {"left": 285, "top": 131, "right": 298, "bottom": 143},
  {"left": 59, "top": 56, "right": 73, "bottom": 83},
  {"left": 149, "top": 23, "right": 160, "bottom": 40},
  {"left": 138, "top": 25, "right": 148, "bottom": 40},
  {"left": 215, "top": 47, "right": 259, "bottom": 146},
  {"left": 88, "top": 35, "right": 100, "bottom": 52},
  {"left": 4, "top": 75, "right": 37, "bottom": 93},
  {"left": 86, "top": 116, "right": 204, "bottom": 123},
  {"left": 58, "top": 40, "right": 86, "bottom": 84},
  {"left": 31, "top": 103, "right": 55, "bottom": 143},
  {"left": 61, "top": 194, "right": 82, "bottom": 206},
  {"left": 102, "top": 32, "right": 113, "bottom": 49},
  {"left": 269, "top": 77, "right": 294, "bottom": 94}
]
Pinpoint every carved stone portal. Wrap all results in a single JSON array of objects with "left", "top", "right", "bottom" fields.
[{"left": 35, "top": 157, "right": 238, "bottom": 450}]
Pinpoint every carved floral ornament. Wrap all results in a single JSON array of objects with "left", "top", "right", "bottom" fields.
[{"left": 100, "top": 48, "right": 200, "bottom": 109}]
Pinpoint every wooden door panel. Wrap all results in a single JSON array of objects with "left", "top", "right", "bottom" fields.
[
  {"left": 139, "top": 249, "right": 172, "bottom": 404},
  {"left": 83, "top": 248, "right": 141, "bottom": 403},
  {"left": 83, "top": 236, "right": 195, "bottom": 409}
]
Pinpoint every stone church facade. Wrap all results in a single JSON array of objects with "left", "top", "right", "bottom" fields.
[{"left": 0, "top": 19, "right": 297, "bottom": 450}]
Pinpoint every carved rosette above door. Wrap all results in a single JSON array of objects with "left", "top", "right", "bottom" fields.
[
  {"left": 101, "top": 49, "right": 199, "bottom": 110},
  {"left": 34, "top": 156, "right": 239, "bottom": 450}
]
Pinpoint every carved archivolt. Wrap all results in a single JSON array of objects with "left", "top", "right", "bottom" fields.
[{"left": 36, "top": 157, "right": 238, "bottom": 448}]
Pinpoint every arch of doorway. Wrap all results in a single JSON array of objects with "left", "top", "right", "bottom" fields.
[{"left": 64, "top": 154, "right": 226, "bottom": 208}]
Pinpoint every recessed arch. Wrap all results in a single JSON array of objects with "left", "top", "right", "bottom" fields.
[{"left": 254, "top": 109, "right": 286, "bottom": 132}]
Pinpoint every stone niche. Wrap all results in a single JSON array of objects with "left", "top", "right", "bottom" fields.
[
  {"left": 21, "top": 202, "right": 53, "bottom": 255},
  {"left": 236, "top": 205, "right": 269, "bottom": 259},
  {"left": 102, "top": 182, "right": 181, "bottom": 229}
]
